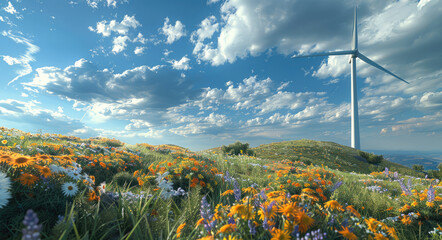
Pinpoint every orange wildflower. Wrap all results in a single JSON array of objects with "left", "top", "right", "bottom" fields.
[
  {"left": 338, "top": 226, "right": 358, "bottom": 240},
  {"left": 176, "top": 222, "right": 186, "bottom": 238},
  {"left": 18, "top": 173, "right": 39, "bottom": 186}
]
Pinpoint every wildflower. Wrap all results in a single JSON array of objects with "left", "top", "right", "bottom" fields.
[
  {"left": 217, "top": 223, "right": 236, "bottom": 234},
  {"left": 401, "top": 215, "right": 412, "bottom": 225},
  {"left": 426, "top": 201, "right": 435, "bottom": 208},
  {"left": 176, "top": 222, "right": 186, "bottom": 238},
  {"left": 338, "top": 226, "right": 358, "bottom": 240},
  {"left": 1, "top": 140, "right": 6, "bottom": 145},
  {"left": 331, "top": 180, "right": 343, "bottom": 192},
  {"left": 67, "top": 171, "right": 81, "bottom": 181},
  {"left": 18, "top": 173, "right": 39, "bottom": 186},
  {"left": 384, "top": 167, "right": 389, "bottom": 176},
  {"left": 0, "top": 172, "right": 12, "bottom": 209},
  {"left": 296, "top": 211, "right": 315, "bottom": 233},
  {"left": 427, "top": 185, "right": 435, "bottom": 202},
  {"left": 233, "top": 179, "right": 241, "bottom": 202},
  {"left": 270, "top": 228, "right": 291, "bottom": 240},
  {"left": 346, "top": 205, "right": 361, "bottom": 218},
  {"left": 87, "top": 190, "right": 98, "bottom": 202},
  {"left": 259, "top": 201, "right": 277, "bottom": 221},
  {"left": 62, "top": 182, "right": 78, "bottom": 197},
  {"left": 36, "top": 166, "right": 51, "bottom": 178},
  {"left": 22, "top": 209, "right": 42, "bottom": 240},
  {"left": 248, "top": 220, "right": 256, "bottom": 235},
  {"left": 221, "top": 189, "right": 234, "bottom": 196},
  {"left": 278, "top": 202, "right": 301, "bottom": 218},
  {"left": 324, "top": 200, "right": 344, "bottom": 211},
  {"left": 10, "top": 156, "right": 34, "bottom": 168}
]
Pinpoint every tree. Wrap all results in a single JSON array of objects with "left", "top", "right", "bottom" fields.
[
  {"left": 412, "top": 164, "right": 424, "bottom": 172},
  {"left": 222, "top": 141, "right": 254, "bottom": 156}
]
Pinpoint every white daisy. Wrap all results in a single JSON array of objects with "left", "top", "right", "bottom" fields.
[
  {"left": 0, "top": 172, "right": 12, "bottom": 209},
  {"left": 61, "top": 182, "right": 78, "bottom": 197},
  {"left": 97, "top": 182, "right": 106, "bottom": 195},
  {"left": 67, "top": 170, "right": 81, "bottom": 181}
]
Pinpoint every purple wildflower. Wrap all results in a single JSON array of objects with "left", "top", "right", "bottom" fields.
[
  {"left": 224, "top": 171, "right": 232, "bottom": 183},
  {"left": 385, "top": 167, "right": 389, "bottom": 176},
  {"left": 393, "top": 172, "right": 398, "bottom": 179},
  {"left": 331, "top": 180, "right": 343, "bottom": 193},
  {"left": 248, "top": 220, "right": 256, "bottom": 235},
  {"left": 399, "top": 178, "right": 412, "bottom": 196},
  {"left": 407, "top": 178, "right": 412, "bottom": 190},
  {"left": 233, "top": 179, "right": 241, "bottom": 202},
  {"left": 200, "top": 196, "right": 214, "bottom": 232},
  {"left": 22, "top": 209, "right": 42, "bottom": 240},
  {"left": 427, "top": 185, "right": 435, "bottom": 202}
]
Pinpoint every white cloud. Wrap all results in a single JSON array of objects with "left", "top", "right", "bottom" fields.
[
  {"left": 24, "top": 59, "right": 200, "bottom": 126},
  {"left": 3, "top": 2, "right": 17, "bottom": 15},
  {"left": 89, "top": 15, "right": 140, "bottom": 37},
  {"left": 85, "top": 0, "right": 126, "bottom": 8},
  {"left": 191, "top": 16, "right": 219, "bottom": 44},
  {"left": 0, "top": 99, "right": 86, "bottom": 134},
  {"left": 161, "top": 17, "right": 186, "bottom": 44},
  {"left": 417, "top": 92, "right": 442, "bottom": 110},
  {"left": 170, "top": 56, "right": 191, "bottom": 70},
  {"left": 134, "top": 46, "right": 145, "bottom": 55},
  {"left": 112, "top": 35, "right": 130, "bottom": 54},
  {"left": 133, "top": 32, "right": 147, "bottom": 44},
  {"left": 1, "top": 31, "right": 39, "bottom": 85}
]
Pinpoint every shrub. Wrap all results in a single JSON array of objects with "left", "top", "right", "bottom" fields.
[
  {"left": 368, "top": 154, "right": 383, "bottom": 164},
  {"left": 412, "top": 164, "right": 424, "bottom": 172},
  {"left": 221, "top": 141, "right": 254, "bottom": 156},
  {"left": 112, "top": 172, "right": 138, "bottom": 187},
  {"left": 359, "top": 151, "right": 383, "bottom": 164}
]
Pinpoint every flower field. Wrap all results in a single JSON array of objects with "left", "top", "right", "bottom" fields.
[{"left": 0, "top": 127, "right": 441, "bottom": 239}]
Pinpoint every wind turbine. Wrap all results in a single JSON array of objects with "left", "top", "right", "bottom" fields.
[{"left": 292, "top": 7, "right": 409, "bottom": 150}]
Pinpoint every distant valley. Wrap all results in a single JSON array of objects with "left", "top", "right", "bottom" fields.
[{"left": 367, "top": 150, "right": 442, "bottom": 170}]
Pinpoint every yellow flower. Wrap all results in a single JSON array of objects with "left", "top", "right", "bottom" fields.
[
  {"left": 278, "top": 202, "right": 301, "bottom": 218},
  {"left": 20, "top": 136, "right": 25, "bottom": 140},
  {"left": 324, "top": 200, "right": 344, "bottom": 212},
  {"left": 176, "top": 222, "right": 186, "bottom": 238},
  {"left": 1, "top": 140, "right": 7, "bottom": 145},
  {"left": 338, "top": 226, "right": 358, "bottom": 240},
  {"left": 18, "top": 173, "right": 39, "bottom": 186},
  {"left": 346, "top": 205, "right": 361, "bottom": 218},
  {"left": 221, "top": 189, "right": 234, "bottom": 196},
  {"left": 295, "top": 211, "right": 314, "bottom": 234},
  {"left": 9, "top": 156, "right": 34, "bottom": 168},
  {"left": 401, "top": 215, "right": 412, "bottom": 225},
  {"left": 270, "top": 229, "right": 291, "bottom": 240},
  {"left": 426, "top": 201, "right": 435, "bottom": 208},
  {"left": 217, "top": 224, "right": 236, "bottom": 234}
]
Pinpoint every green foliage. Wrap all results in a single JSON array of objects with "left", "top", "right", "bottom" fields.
[
  {"left": 221, "top": 141, "right": 254, "bottom": 156},
  {"left": 112, "top": 172, "right": 138, "bottom": 188},
  {"left": 358, "top": 150, "right": 383, "bottom": 164},
  {"left": 412, "top": 164, "right": 424, "bottom": 172}
]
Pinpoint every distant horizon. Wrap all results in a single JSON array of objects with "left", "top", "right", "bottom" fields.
[{"left": 1, "top": 0, "right": 441, "bottom": 153}]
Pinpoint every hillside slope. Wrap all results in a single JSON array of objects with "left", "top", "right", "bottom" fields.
[{"left": 252, "top": 140, "right": 420, "bottom": 176}]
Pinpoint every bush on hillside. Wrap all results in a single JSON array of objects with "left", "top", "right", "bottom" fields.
[
  {"left": 412, "top": 164, "right": 424, "bottom": 172},
  {"left": 222, "top": 141, "right": 254, "bottom": 156},
  {"left": 358, "top": 150, "right": 383, "bottom": 164}
]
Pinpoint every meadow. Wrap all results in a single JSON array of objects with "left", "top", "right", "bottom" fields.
[{"left": 0, "top": 127, "right": 441, "bottom": 239}]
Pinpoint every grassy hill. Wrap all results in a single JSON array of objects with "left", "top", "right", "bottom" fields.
[
  {"left": 1, "top": 127, "right": 441, "bottom": 239},
  {"left": 253, "top": 140, "right": 421, "bottom": 177}
]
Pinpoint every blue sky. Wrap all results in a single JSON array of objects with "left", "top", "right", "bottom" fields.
[{"left": 0, "top": 0, "right": 441, "bottom": 151}]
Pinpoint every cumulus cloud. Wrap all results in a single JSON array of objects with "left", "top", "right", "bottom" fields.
[
  {"left": 89, "top": 15, "right": 140, "bottom": 37},
  {"left": 85, "top": 0, "right": 126, "bottom": 8},
  {"left": 112, "top": 35, "right": 130, "bottom": 54},
  {"left": 161, "top": 17, "right": 186, "bottom": 44},
  {"left": 169, "top": 56, "right": 191, "bottom": 70},
  {"left": 3, "top": 2, "right": 17, "bottom": 15},
  {"left": 24, "top": 59, "right": 200, "bottom": 125},
  {"left": 0, "top": 99, "right": 86, "bottom": 134},
  {"left": 1, "top": 31, "right": 39, "bottom": 85},
  {"left": 134, "top": 46, "right": 145, "bottom": 55}
]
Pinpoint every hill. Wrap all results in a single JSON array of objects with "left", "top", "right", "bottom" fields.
[
  {"left": 252, "top": 139, "right": 420, "bottom": 177},
  {"left": 1, "top": 127, "right": 441, "bottom": 239}
]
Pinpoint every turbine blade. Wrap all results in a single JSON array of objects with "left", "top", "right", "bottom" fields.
[
  {"left": 352, "top": 7, "right": 358, "bottom": 50},
  {"left": 292, "top": 50, "right": 355, "bottom": 58},
  {"left": 357, "top": 53, "right": 409, "bottom": 84}
]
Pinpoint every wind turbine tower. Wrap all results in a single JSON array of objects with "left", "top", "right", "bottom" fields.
[{"left": 293, "top": 7, "right": 409, "bottom": 150}]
